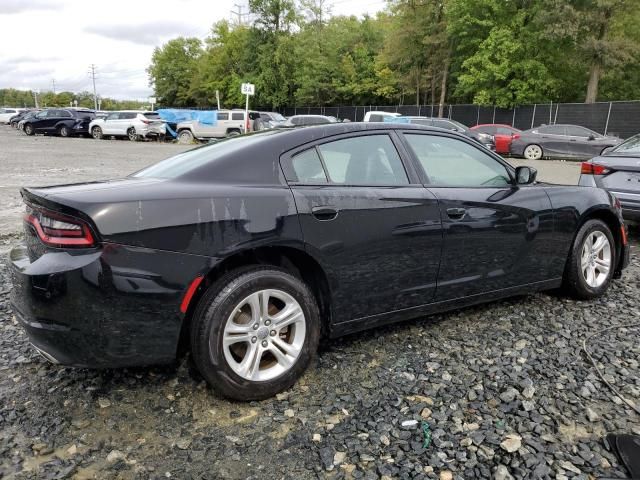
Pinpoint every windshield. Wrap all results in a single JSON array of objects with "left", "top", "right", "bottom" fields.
[
  {"left": 610, "top": 134, "right": 640, "bottom": 155},
  {"left": 132, "top": 130, "right": 282, "bottom": 179}
]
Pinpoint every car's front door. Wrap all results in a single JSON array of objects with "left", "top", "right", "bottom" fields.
[
  {"left": 281, "top": 132, "right": 443, "bottom": 324},
  {"left": 102, "top": 112, "right": 120, "bottom": 135},
  {"left": 400, "top": 132, "right": 555, "bottom": 300},
  {"left": 565, "top": 126, "right": 602, "bottom": 158}
]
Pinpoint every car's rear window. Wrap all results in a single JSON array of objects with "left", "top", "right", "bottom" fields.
[
  {"left": 611, "top": 134, "right": 640, "bottom": 154},
  {"left": 144, "top": 113, "right": 162, "bottom": 120},
  {"left": 132, "top": 131, "right": 282, "bottom": 179}
]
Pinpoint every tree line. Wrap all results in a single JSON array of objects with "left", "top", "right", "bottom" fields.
[
  {"left": 0, "top": 88, "right": 146, "bottom": 110},
  {"left": 147, "top": 0, "right": 640, "bottom": 111}
]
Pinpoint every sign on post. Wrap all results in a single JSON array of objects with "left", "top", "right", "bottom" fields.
[
  {"left": 241, "top": 83, "right": 255, "bottom": 133},
  {"left": 241, "top": 83, "right": 255, "bottom": 96}
]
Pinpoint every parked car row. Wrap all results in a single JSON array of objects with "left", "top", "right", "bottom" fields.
[{"left": 3, "top": 107, "right": 626, "bottom": 161}]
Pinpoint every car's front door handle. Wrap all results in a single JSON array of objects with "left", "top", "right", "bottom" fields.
[
  {"left": 446, "top": 208, "right": 466, "bottom": 220},
  {"left": 312, "top": 206, "right": 338, "bottom": 221}
]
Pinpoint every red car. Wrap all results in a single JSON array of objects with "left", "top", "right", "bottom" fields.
[{"left": 471, "top": 124, "right": 521, "bottom": 154}]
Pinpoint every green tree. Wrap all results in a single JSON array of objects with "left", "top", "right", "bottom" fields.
[{"left": 147, "top": 37, "right": 202, "bottom": 106}]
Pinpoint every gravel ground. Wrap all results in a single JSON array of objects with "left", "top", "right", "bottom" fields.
[{"left": 0, "top": 125, "right": 638, "bottom": 479}]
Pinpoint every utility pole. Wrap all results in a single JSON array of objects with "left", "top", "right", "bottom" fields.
[
  {"left": 51, "top": 79, "right": 56, "bottom": 94},
  {"left": 231, "top": 3, "right": 247, "bottom": 26},
  {"left": 88, "top": 64, "right": 98, "bottom": 111}
]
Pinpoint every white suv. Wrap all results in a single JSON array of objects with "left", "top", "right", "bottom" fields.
[
  {"left": 363, "top": 111, "right": 401, "bottom": 122},
  {"left": 176, "top": 110, "right": 260, "bottom": 143},
  {"left": 0, "top": 108, "right": 25, "bottom": 124},
  {"left": 89, "top": 111, "right": 166, "bottom": 141}
]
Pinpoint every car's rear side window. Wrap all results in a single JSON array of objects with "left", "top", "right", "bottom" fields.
[
  {"left": 404, "top": 134, "right": 511, "bottom": 187},
  {"left": 291, "top": 148, "right": 327, "bottom": 183},
  {"left": 317, "top": 135, "right": 408, "bottom": 185},
  {"left": 231, "top": 112, "right": 244, "bottom": 120}
]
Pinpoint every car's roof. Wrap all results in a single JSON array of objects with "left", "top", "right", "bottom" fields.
[
  {"left": 289, "top": 114, "right": 332, "bottom": 118},
  {"left": 472, "top": 123, "right": 518, "bottom": 128}
]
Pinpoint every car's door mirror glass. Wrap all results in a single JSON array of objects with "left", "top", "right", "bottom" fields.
[
  {"left": 515, "top": 166, "right": 537, "bottom": 185},
  {"left": 404, "top": 134, "right": 511, "bottom": 187}
]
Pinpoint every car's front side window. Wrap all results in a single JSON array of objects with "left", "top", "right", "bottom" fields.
[
  {"left": 317, "top": 135, "right": 409, "bottom": 185},
  {"left": 404, "top": 134, "right": 511, "bottom": 187}
]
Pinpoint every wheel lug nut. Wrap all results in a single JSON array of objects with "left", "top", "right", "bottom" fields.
[
  {"left": 261, "top": 340, "right": 268, "bottom": 347},
  {"left": 270, "top": 330, "right": 276, "bottom": 336},
  {"left": 265, "top": 320, "right": 271, "bottom": 326},
  {"left": 251, "top": 337, "right": 257, "bottom": 343},
  {"left": 253, "top": 324, "right": 259, "bottom": 330}
]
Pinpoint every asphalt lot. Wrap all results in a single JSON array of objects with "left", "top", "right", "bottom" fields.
[
  {"left": 1, "top": 125, "right": 637, "bottom": 480},
  {"left": 0, "top": 125, "right": 579, "bottom": 237}
]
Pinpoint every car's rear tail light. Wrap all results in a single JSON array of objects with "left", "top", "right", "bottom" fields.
[
  {"left": 512, "top": 133, "right": 520, "bottom": 140},
  {"left": 580, "top": 162, "right": 610, "bottom": 175},
  {"left": 141, "top": 119, "right": 150, "bottom": 124},
  {"left": 24, "top": 205, "right": 95, "bottom": 247}
]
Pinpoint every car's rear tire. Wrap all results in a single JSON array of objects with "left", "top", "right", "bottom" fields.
[
  {"left": 92, "top": 126, "right": 103, "bottom": 140},
  {"left": 127, "top": 127, "right": 138, "bottom": 141},
  {"left": 178, "top": 130, "right": 194, "bottom": 144},
  {"left": 563, "top": 219, "right": 615, "bottom": 299},
  {"left": 227, "top": 129, "right": 241, "bottom": 137},
  {"left": 190, "top": 267, "right": 321, "bottom": 401},
  {"left": 523, "top": 144, "right": 543, "bottom": 160},
  {"left": 24, "top": 124, "right": 34, "bottom": 136},
  {"left": 59, "top": 126, "right": 70, "bottom": 137}
]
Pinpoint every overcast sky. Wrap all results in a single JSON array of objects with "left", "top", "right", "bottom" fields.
[{"left": 0, "top": 0, "right": 386, "bottom": 101}]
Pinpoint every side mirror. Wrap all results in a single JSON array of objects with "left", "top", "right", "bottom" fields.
[
  {"left": 588, "top": 134, "right": 596, "bottom": 141},
  {"left": 515, "top": 166, "right": 537, "bottom": 185},
  {"left": 601, "top": 146, "right": 613, "bottom": 155}
]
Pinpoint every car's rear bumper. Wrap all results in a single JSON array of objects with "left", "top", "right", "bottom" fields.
[{"left": 9, "top": 242, "right": 214, "bottom": 368}]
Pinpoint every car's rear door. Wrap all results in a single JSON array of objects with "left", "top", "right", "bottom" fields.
[
  {"left": 536, "top": 125, "right": 569, "bottom": 157},
  {"left": 281, "top": 131, "right": 443, "bottom": 324},
  {"left": 400, "top": 132, "right": 555, "bottom": 300}
]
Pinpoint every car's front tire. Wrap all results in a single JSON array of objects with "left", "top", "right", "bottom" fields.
[
  {"left": 190, "top": 267, "right": 321, "bottom": 401},
  {"left": 91, "top": 126, "right": 103, "bottom": 139},
  {"left": 563, "top": 219, "right": 615, "bottom": 299},
  {"left": 24, "top": 124, "right": 34, "bottom": 136},
  {"left": 523, "top": 144, "right": 543, "bottom": 160}
]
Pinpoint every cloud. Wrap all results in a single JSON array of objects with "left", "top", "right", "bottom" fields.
[
  {"left": 85, "top": 21, "right": 202, "bottom": 46},
  {"left": 0, "top": 0, "right": 57, "bottom": 14}
]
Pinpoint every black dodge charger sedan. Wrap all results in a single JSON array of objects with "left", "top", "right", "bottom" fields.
[{"left": 10, "top": 123, "right": 630, "bottom": 400}]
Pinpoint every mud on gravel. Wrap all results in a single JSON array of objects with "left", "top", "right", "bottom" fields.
[{"left": 0, "top": 126, "right": 638, "bottom": 479}]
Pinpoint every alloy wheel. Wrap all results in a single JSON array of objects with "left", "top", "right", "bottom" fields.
[
  {"left": 580, "top": 230, "right": 611, "bottom": 288},
  {"left": 524, "top": 145, "right": 542, "bottom": 160},
  {"left": 218, "top": 289, "right": 306, "bottom": 382},
  {"left": 127, "top": 128, "right": 137, "bottom": 141}
]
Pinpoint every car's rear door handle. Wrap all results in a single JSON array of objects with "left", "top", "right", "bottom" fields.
[
  {"left": 312, "top": 206, "right": 338, "bottom": 221},
  {"left": 446, "top": 208, "right": 466, "bottom": 220}
]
